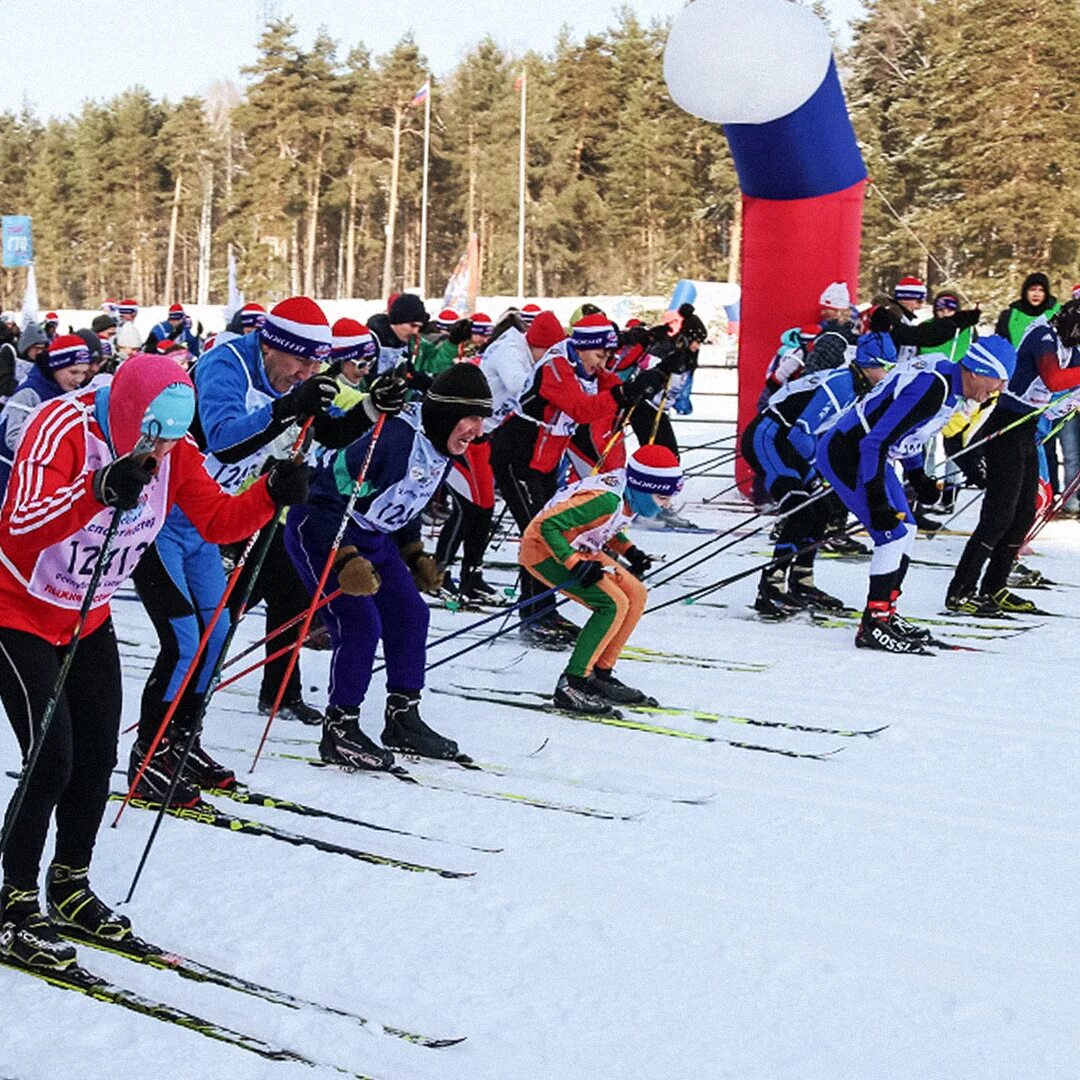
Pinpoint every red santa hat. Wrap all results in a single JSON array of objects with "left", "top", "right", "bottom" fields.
[{"left": 260, "top": 296, "right": 332, "bottom": 361}]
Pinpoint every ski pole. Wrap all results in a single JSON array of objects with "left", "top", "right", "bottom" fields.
[
  {"left": 115, "top": 418, "right": 314, "bottom": 825},
  {"left": 702, "top": 478, "right": 743, "bottom": 504},
  {"left": 648, "top": 376, "right": 673, "bottom": 444},
  {"left": 251, "top": 413, "right": 387, "bottom": 773},
  {"left": 0, "top": 436, "right": 155, "bottom": 859},
  {"left": 929, "top": 401, "right": 1050, "bottom": 475}
]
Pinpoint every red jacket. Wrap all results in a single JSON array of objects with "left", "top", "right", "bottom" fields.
[
  {"left": 0, "top": 390, "right": 277, "bottom": 644},
  {"left": 529, "top": 346, "right": 623, "bottom": 473}
]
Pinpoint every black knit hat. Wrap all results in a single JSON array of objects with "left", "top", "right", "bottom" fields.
[
  {"left": 388, "top": 293, "right": 429, "bottom": 326},
  {"left": 91, "top": 314, "right": 117, "bottom": 335},
  {"left": 422, "top": 363, "right": 492, "bottom": 455}
]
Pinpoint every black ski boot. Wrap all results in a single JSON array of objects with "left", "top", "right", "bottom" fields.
[
  {"left": 520, "top": 619, "right": 573, "bottom": 650},
  {"left": 944, "top": 591, "right": 1006, "bottom": 617},
  {"left": 382, "top": 693, "right": 459, "bottom": 760},
  {"left": 173, "top": 728, "right": 236, "bottom": 790},
  {"left": 587, "top": 667, "right": 653, "bottom": 705},
  {"left": 259, "top": 696, "right": 323, "bottom": 726},
  {"left": 127, "top": 739, "right": 202, "bottom": 807},
  {"left": 854, "top": 604, "right": 929, "bottom": 654},
  {"left": 0, "top": 885, "right": 77, "bottom": 970},
  {"left": 753, "top": 568, "right": 804, "bottom": 620},
  {"left": 788, "top": 570, "right": 846, "bottom": 612},
  {"left": 459, "top": 569, "right": 507, "bottom": 606},
  {"left": 47, "top": 865, "right": 131, "bottom": 942},
  {"left": 320, "top": 707, "right": 394, "bottom": 771},
  {"left": 553, "top": 673, "right": 617, "bottom": 716}
]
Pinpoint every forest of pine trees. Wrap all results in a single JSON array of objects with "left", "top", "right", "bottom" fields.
[{"left": 0, "top": 2, "right": 1076, "bottom": 312}]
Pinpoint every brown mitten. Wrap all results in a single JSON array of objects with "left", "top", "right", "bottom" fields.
[
  {"left": 332, "top": 546, "right": 381, "bottom": 596},
  {"left": 399, "top": 540, "right": 445, "bottom": 593}
]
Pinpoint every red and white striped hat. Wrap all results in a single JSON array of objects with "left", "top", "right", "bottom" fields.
[
  {"left": 894, "top": 276, "right": 927, "bottom": 302},
  {"left": 471, "top": 313, "right": 494, "bottom": 336},
  {"left": 118, "top": 298, "right": 139, "bottom": 316},
  {"left": 168, "top": 303, "right": 185, "bottom": 318},
  {"left": 520, "top": 303, "right": 542, "bottom": 325},
  {"left": 261, "top": 296, "right": 332, "bottom": 361},
  {"left": 46, "top": 333, "right": 91, "bottom": 371},
  {"left": 44, "top": 311, "right": 59, "bottom": 323},
  {"left": 626, "top": 444, "right": 684, "bottom": 496},
  {"left": 240, "top": 302, "right": 266, "bottom": 329},
  {"left": 331, "top": 317, "right": 378, "bottom": 365},
  {"left": 436, "top": 308, "right": 460, "bottom": 329},
  {"left": 570, "top": 312, "right": 618, "bottom": 351},
  {"left": 1072, "top": 284, "right": 1080, "bottom": 302}
]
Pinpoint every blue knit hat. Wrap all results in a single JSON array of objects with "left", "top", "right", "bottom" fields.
[
  {"left": 961, "top": 336, "right": 1015, "bottom": 381},
  {"left": 854, "top": 331, "right": 897, "bottom": 368}
]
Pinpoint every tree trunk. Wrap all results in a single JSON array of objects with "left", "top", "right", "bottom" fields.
[
  {"left": 727, "top": 199, "right": 742, "bottom": 284},
  {"left": 381, "top": 105, "right": 403, "bottom": 299},
  {"left": 336, "top": 208, "right": 346, "bottom": 299},
  {"left": 197, "top": 170, "right": 214, "bottom": 306},
  {"left": 290, "top": 218, "right": 301, "bottom": 295},
  {"left": 303, "top": 131, "right": 326, "bottom": 295},
  {"left": 345, "top": 157, "right": 359, "bottom": 298},
  {"left": 164, "top": 173, "right": 182, "bottom": 303}
]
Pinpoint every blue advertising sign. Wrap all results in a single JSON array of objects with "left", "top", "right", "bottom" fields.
[{"left": 2, "top": 216, "right": 33, "bottom": 267}]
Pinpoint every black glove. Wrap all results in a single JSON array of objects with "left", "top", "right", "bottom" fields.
[
  {"left": 868, "top": 305, "right": 894, "bottom": 333},
  {"left": 624, "top": 546, "right": 653, "bottom": 578},
  {"left": 271, "top": 373, "right": 338, "bottom": 422},
  {"left": 954, "top": 307, "right": 981, "bottom": 329},
  {"left": 658, "top": 347, "right": 695, "bottom": 376},
  {"left": 619, "top": 325, "right": 651, "bottom": 350},
  {"left": 366, "top": 367, "right": 409, "bottom": 415},
  {"left": 265, "top": 457, "right": 310, "bottom": 507},
  {"left": 616, "top": 367, "right": 668, "bottom": 408},
  {"left": 569, "top": 558, "right": 605, "bottom": 588},
  {"left": 92, "top": 455, "right": 154, "bottom": 510},
  {"left": 865, "top": 478, "right": 902, "bottom": 533},
  {"left": 957, "top": 452, "right": 987, "bottom": 489},
  {"left": 907, "top": 467, "right": 942, "bottom": 506}
]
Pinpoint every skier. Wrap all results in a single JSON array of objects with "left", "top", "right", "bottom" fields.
[
  {"left": 0, "top": 352, "right": 307, "bottom": 970},
  {"left": 518, "top": 444, "right": 680, "bottom": 714},
  {"left": 194, "top": 296, "right": 340, "bottom": 726},
  {"left": 0, "top": 336, "right": 93, "bottom": 499},
  {"left": 816, "top": 338, "right": 1015, "bottom": 651},
  {"left": 284, "top": 364, "right": 494, "bottom": 769},
  {"left": 145, "top": 303, "right": 201, "bottom": 357},
  {"left": 875, "top": 276, "right": 980, "bottom": 364},
  {"left": 946, "top": 304, "right": 1080, "bottom": 614},
  {"left": 368, "top": 293, "right": 429, "bottom": 375},
  {"left": 742, "top": 331, "right": 893, "bottom": 617}
]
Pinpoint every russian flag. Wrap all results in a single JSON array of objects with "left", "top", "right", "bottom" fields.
[{"left": 411, "top": 82, "right": 429, "bottom": 107}]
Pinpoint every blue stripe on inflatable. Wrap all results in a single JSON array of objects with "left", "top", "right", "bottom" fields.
[{"left": 723, "top": 58, "right": 866, "bottom": 201}]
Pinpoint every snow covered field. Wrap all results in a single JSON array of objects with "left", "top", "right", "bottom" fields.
[{"left": 2, "top": 419, "right": 1078, "bottom": 1080}]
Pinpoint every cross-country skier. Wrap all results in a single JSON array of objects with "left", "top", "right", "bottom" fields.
[
  {"left": 816, "top": 338, "right": 1015, "bottom": 651},
  {"left": 284, "top": 364, "right": 494, "bottom": 769},
  {"left": 518, "top": 444, "right": 680, "bottom": 714},
  {"left": 742, "top": 330, "right": 893, "bottom": 617},
  {"left": 0, "top": 352, "right": 308, "bottom": 971}
]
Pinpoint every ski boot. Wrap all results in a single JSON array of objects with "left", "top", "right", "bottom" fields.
[
  {"left": 172, "top": 728, "right": 236, "bottom": 790},
  {"left": 788, "top": 570, "right": 846, "bottom": 612},
  {"left": 657, "top": 506, "right": 696, "bottom": 530},
  {"left": 127, "top": 738, "right": 201, "bottom": 807},
  {"left": 520, "top": 618, "right": 573, "bottom": 651},
  {"left": 944, "top": 591, "right": 1005, "bottom": 617},
  {"left": 382, "top": 693, "right": 458, "bottom": 760},
  {"left": 821, "top": 532, "right": 870, "bottom": 557},
  {"left": 587, "top": 667, "right": 653, "bottom": 705},
  {"left": 854, "top": 603, "right": 930, "bottom": 654},
  {"left": 459, "top": 569, "right": 508, "bottom": 606},
  {"left": 1008, "top": 563, "right": 1045, "bottom": 589},
  {"left": 320, "top": 706, "right": 394, "bottom": 771},
  {"left": 47, "top": 865, "right": 131, "bottom": 943},
  {"left": 989, "top": 587, "right": 1038, "bottom": 614},
  {"left": 0, "top": 885, "right": 77, "bottom": 971},
  {"left": 259, "top": 696, "right": 323, "bottom": 726},
  {"left": 553, "top": 673, "right": 617, "bottom": 716},
  {"left": 888, "top": 590, "right": 931, "bottom": 642},
  {"left": 753, "top": 568, "right": 805, "bottom": 620}
]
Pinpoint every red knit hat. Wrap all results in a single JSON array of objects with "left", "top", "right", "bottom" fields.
[
  {"left": 520, "top": 303, "right": 542, "bottom": 325},
  {"left": 525, "top": 311, "right": 565, "bottom": 351},
  {"left": 44, "top": 311, "right": 59, "bottom": 323},
  {"left": 894, "top": 276, "right": 927, "bottom": 302},
  {"left": 331, "top": 317, "right": 377, "bottom": 364},
  {"left": 46, "top": 334, "right": 91, "bottom": 371},
  {"left": 240, "top": 302, "right": 266, "bottom": 329},
  {"left": 570, "top": 312, "right": 617, "bottom": 351},
  {"left": 261, "top": 296, "right": 332, "bottom": 360},
  {"left": 471, "top": 313, "right": 494, "bottom": 336},
  {"left": 627, "top": 444, "right": 684, "bottom": 496},
  {"left": 436, "top": 308, "right": 460, "bottom": 329},
  {"left": 168, "top": 303, "right": 185, "bottom": 318}
]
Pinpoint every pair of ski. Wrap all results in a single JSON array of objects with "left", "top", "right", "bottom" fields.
[
  {"left": 430, "top": 686, "right": 875, "bottom": 761},
  {"left": 2, "top": 921, "right": 462, "bottom": 1076}
]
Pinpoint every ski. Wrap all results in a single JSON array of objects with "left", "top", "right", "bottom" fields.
[
  {"left": 620, "top": 644, "right": 771, "bottom": 671},
  {"left": 432, "top": 689, "right": 844, "bottom": 761},
  {"left": 205, "top": 781, "right": 502, "bottom": 854},
  {"left": 56, "top": 926, "right": 464, "bottom": 1049},
  {"left": 112, "top": 794, "right": 475, "bottom": 879},
  {"left": 448, "top": 684, "right": 886, "bottom": 738},
  {"left": 0, "top": 956, "right": 379, "bottom": 1076},
  {"left": 205, "top": 749, "right": 643, "bottom": 821}
]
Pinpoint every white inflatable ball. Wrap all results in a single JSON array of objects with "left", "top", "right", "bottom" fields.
[{"left": 663, "top": 0, "right": 833, "bottom": 125}]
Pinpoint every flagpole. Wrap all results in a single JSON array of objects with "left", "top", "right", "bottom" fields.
[
  {"left": 419, "top": 78, "right": 431, "bottom": 300},
  {"left": 517, "top": 69, "right": 527, "bottom": 302}
]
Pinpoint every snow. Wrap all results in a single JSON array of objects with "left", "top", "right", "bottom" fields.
[{"left": 2, "top": 419, "right": 1078, "bottom": 1080}]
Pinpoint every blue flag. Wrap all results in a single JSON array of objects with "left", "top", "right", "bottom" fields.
[{"left": 2, "top": 216, "right": 33, "bottom": 267}]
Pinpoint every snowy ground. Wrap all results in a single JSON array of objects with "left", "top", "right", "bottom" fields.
[{"left": 2, "top": 419, "right": 1078, "bottom": 1080}]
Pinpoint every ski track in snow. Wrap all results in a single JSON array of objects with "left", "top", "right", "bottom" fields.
[{"left": 1, "top": 420, "right": 1078, "bottom": 1079}]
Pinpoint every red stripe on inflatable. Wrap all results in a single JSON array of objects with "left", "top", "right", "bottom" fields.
[{"left": 735, "top": 179, "right": 866, "bottom": 493}]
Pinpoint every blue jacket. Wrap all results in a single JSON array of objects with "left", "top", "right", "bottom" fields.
[
  {"left": 150, "top": 321, "right": 202, "bottom": 356},
  {"left": 765, "top": 366, "right": 859, "bottom": 462}
]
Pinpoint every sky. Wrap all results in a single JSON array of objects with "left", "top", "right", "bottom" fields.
[{"left": 1, "top": 0, "right": 864, "bottom": 119}]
